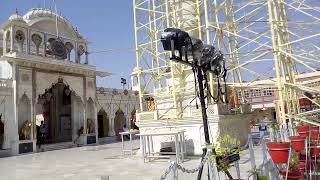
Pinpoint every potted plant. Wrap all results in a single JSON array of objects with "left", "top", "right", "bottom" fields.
[
  {"left": 296, "top": 121, "right": 309, "bottom": 138},
  {"left": 278, "top": 152, "right": 305, "bottom": 180},
  {"left": 247, "top": 166, "right": 268, "bottom": 180},
  {"left": 267, "top": 122, "right": 290, "bottom": 164},
  {"left": 288, "top": 135, "right": 305, "bottom": 152},
  {"left": 209, "top": 135, "right": 241, "bottom": 180}
]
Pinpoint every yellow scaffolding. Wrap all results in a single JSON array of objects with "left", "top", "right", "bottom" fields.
[{"left": 133, "top": 0, "right": 320, "bottom": 126}]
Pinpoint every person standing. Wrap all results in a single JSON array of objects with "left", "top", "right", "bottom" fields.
[
  {"left": 259, "top": 116, "right": 268, "bottom": 137},
  {"left": 73, "top": 126, "right": 84, "bottom": 146},
  {"left": 39, "top": 121, "right": 46, "bottom": 148},
  {"left": 122, "top": 124, "right": 130, "bottom": 140}
]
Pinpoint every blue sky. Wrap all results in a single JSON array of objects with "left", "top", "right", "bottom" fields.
[{"left": 0, "top": 0, "right": 135, "bottom": 89}]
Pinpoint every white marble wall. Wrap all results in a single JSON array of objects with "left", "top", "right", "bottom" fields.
[
  {"left": 138, "top": 113, "right": 251, "bottom": 155},
  {"left": 96, "top": 90, "right": 140, "bottom": 136}
]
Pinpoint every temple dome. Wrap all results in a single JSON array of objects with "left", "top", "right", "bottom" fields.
[
  {"left": 23, "top": 8, "right": 82, "bottom": 39},
  {"left": 9, "top": 13, "right": 25, "bottom": 23}
]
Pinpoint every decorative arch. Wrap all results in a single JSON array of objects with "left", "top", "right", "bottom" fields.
[
  {"left": 31, "top": 33, "right": 43, "bottom": 56},
  {"left": 35, "top": 79, "right": 81, "bottom": 143},
  {"left": 14, "top": 29, "right": 26, "bottom": 53},
  {"left": 86, "top": 98, "right": 95, "bottom": 134},
  {"left": 77, "top": 44, "right": 86, "bottom": 64},
  {"left": 97, "top": 107, "right": 109, "bottom": 138},
  {"left": 35, "top": 74, "right": 84, "bottom": 103},
  {"left": 114, "top": 108, "right": 126, "bottom": 135},
  {"left": 65, "top": 41, "right": 74, "bottom": 62},
  {"left": 18, "top": 94, "right": 32, "bottom": 140}
]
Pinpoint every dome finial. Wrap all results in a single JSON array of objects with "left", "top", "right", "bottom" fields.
[{"left": 15, "top": 8, "right": 19, "bottom": 15}]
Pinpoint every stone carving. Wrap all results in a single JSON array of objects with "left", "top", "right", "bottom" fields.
[
  {"left": 46, "top": 38, "right": 67, "bottom": 59},
  {"left": 51, "top": 39, "right": 67, "bottom": 59},
  {"left": 87, "top": 118, "right": 95, "bottom": 134},
  {"left": 15, "top": 30, "right": 25, "bottom": 52},
  {"left": 15, "top": 30, "right": 25, "bottom": 43},
  {"left": 31, "top": 34, "right": 42, "bottom": 55},
  {"left": 19, "top": 120, "right": 32, "bottom": 140},
  {"left": 31, "top": 34, "right": 42, "bottom": 46},
  {"left": 65, "top": 42, "right": 74, "bottom": 53},
  {"left": 78, "top": 45, "right": 85, "bottom": 56}
]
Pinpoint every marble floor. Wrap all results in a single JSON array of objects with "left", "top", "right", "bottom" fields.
[{"left": 0, "top": 139, "right": 263, "bottom": 180}]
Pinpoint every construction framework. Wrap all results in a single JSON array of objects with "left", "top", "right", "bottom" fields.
[{"left": 133, "top": 0, "right": 320, "bottom": 127}]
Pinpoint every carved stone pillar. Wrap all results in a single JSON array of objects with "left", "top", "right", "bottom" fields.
[
  {"left": 43, "top": 33, "right": 46, "bottom": 57},
  {"left": 26, "top": 29, "right": 30, "bottom": 54},
  {"left": 10, "top": 26, "right": 14, "bottom": 52},
  {"left": 85, "top": 44, "right": 89, "bottom": 64},
  {"left": 108, "top": 114, "right": 115, "bottom": 136}
]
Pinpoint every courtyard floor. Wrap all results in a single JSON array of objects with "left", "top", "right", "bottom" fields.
[{"left": 0, "top": 139, "right": 263, "bottom": 180}]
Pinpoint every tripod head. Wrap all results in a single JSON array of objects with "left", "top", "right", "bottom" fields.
[{"left": 160, "top": 28, "right": 228, "bottom": 103}]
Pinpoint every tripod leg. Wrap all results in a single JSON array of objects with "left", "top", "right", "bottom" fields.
[{"left": 197, "top": 148, "right": 207, "bottom": 180}]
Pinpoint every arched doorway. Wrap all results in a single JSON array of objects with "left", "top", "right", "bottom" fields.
[
  {"left": 114, "top": 108, "right": 126, "bottom": 135},
  {"left": 37, "top": 80, "right": 73, "bottom": 143},
  {"left": 97, "top": 108, "right": 109, "bottom": 138}
]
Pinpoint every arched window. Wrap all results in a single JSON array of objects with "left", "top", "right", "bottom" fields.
[
  {"left": 31, "top": 33, "right": 42, "bottom": 56},
  {"left": 65, "top": 42, "right": 74, "bottom": 62},
  {"left": 15, "top": 30, "right": 25, "bottom": 53},
  {"left": 77, "top": 44, "right": 85, "bottom": 64}
]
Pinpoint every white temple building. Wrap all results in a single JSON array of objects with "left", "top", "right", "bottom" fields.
[{"left": 0, "top": 8, "right": 140, "bottom": 156}]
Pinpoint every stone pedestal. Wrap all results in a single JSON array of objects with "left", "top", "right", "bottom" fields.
[
  {"left": 80, "top": 133, "right": 97, "bottom": 145},
  {"left": 137, "top": 104, "right": 252, "bottom": 155},
  {"left": 18, "top": 140, "right": 36, "bottom": 154}
]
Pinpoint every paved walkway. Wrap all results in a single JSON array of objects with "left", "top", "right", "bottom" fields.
[{"left": 0, "top": 140, "right": 264, "bottom": 180}]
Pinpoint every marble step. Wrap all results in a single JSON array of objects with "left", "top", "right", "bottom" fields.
[
  {"left": 38, "top": 142, "right": 77, "bottom": 152},
  {"left": 0, "top": 149, "right": 11, "bottom": 158}
]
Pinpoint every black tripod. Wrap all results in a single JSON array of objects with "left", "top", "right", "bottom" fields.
[
  {"left": 194, "top": 66, "right": 232, "bottom": 180},
  {"left": 160, "top": 28, "right": 231, "bottom": 179}
]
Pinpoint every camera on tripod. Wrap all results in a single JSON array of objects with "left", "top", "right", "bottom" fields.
[{"left": 160, "top": 28, "right": 225, "bottom": 75}]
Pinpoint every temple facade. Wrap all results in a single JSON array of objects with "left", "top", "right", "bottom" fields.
[{"left": 0, "top": 8, "right": 140, "bottom": 156}]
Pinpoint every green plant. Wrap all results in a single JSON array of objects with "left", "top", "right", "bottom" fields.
[
  {"left": 288, "top": 151, "right": 300, "bottom": 171},
  {"left": 208, "top": 135, "right": 240, "bottom": 174},
  {"left": 270, "top": 122, "right": 280, "bottom": 142},
  {"left": 270, "top": 122, "right": 279, "bottom": 131},
  {"left": 248, "top": 166, "right": 268, "bottom": 180},
  {"left": 293, "top": 120, "right": 303, "bottom": 127}
]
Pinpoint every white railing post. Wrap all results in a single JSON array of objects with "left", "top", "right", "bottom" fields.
[
  {"left": 207, "top": 148, "right": 219, "bottom": 180},
  {"left": 249, "top": 134, "right": 256, "bottom": 169}
]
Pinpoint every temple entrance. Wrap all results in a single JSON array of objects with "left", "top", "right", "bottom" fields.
[
  {"left": 114, "top": 108, "right": 126, "bottom": 135},
  {"left": 37, "top": 81, "right": 73, "bottom": 144},
  {"left": 97, "top": 108, "right": 109, "bottom": 138}
]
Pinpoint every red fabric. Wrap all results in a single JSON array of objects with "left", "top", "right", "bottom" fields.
[
  {"left": 43, "top": 112, "right": 49, "bottom": 117},
  {"left": 116, "top": 128, "right": 124, "bottom": 136},
  {"left": 123, "top": 89, "right": 128, "bottom": 96}
]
